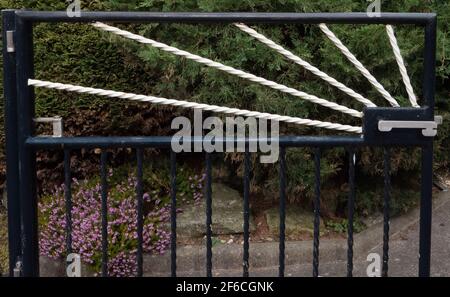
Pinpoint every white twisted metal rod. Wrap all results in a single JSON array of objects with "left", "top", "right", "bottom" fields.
[
  {"left": 28, "top": 79, "right": 363, "bottom": 134},
  {"left": 318, "top": 23, "right": 400, "bottom": 108},
  {"left": 92, "top": 22, "right": 362, "bottom": 118},
  {"left": 234, "top": 23, "right": 377, "bottom": 108},
  {"left": 386, "top": 25, "right": 419, "bottom": 108}
]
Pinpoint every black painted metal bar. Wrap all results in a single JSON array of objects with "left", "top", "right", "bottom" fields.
[
  {"left": 2, "top": 10, "right": 21, "bottom": 276},
  {"left": 15, "top": 15, "right": 39, "bottom": 277},
  {"left": 422, "top": 16, "right": 437, "bottom": 111},
  {"left": 6, "top": 10, "right": 437, "bottom": 279},
  {"left": 136, "top": 148, "right": 144, "bottom": 277},
  {"left": 15, "top": 11, "right": 434, "bottom": 25},
  {"left": 243, "top": 148, "right": 250, "bottom": 277},
  {"left": 347, "top": 148, "right": 356, "bottom": 277},
  {"left": 418, "top": 14, "right": 436, "bottom": 278},
  {"left": 382, "top": 148, "right": 391, "bottom": 277},
  {"left": 419, "top": 142, "right": 433, "bottom": 277},
  {"left": 25, "top": 136, "right": 367, "bottom": 149},
  {"left": 278, "top": 147, "right": 286, "bottom": 277},
  {"left": 100, "top": 151, "right": 109, "bottom": 277},
  {"left": 313, "top": 148, "right": 321, "bottom": 277},
  {"left": 205, "top": 153, "right": 213, "bottom": 277},
  {"left": 64, "top": 149, "right": 73, "bottom": 257},
  {"left": 170, "top": 150, "right": 177, "bottom": 277}
]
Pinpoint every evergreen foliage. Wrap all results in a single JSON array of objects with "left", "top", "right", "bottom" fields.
[{"left": 0, "top": 0, "right": 448, "bottom": 214}]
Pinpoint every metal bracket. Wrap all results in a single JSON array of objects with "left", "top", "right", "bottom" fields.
[
  {"left": 363, "top": 107, "right": 441, "bottom": 145},
  {"left": 379, "top": 116, "right": 443, "bottom": 137},
  {"left": 6, "top": 30, "right": 15, "bottom": 53},
  {"left": 34, "top": 117, "right": 63, "bottom": 137},
  {"left": 13, "top": 260, "right": 22, "bottom": 277}
]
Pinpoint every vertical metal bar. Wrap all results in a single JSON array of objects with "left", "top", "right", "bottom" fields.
[
  {"left": 243, "top": 148, "right": 250, "bottom": 277},
  {"left": 418, "top": 16, "right": 436, "bottom": 278},
  {"left": 205, "top": 153, "right": 212, "bottom": 277},
  {"left": 422, "top": 17, "right": 437, "bottom": 111},
  {"left": 313, "top": 148, "right": 321, "bottom": 277},
  {"left": 419, "top": 142, "right": 433, "bottom": 277},
  {"left": 382, "top": 148, "right": 391, "bottom": 277},
  {"left": 2, "top": 10, "right": 21, "bottom": 277},
  {"left": 64, "top": 149, "right": 72, "bottom": 257},
  {"left": 15, "top": 14, "right": 38, "bottom": 277},
  {"left": 278, "top": 147, "right": 286, "bottom": 277},
  {"left": 170, "top": 150, "right": 177, "bottom": 277},
  {"left": 136, "top": 148, "right": 144, "bottom": 277},
  {"left": 100, "top": 151, "right": 108, "bottom": 277},
  {"left": 347, "top": 148, "right": 356, "bottom": 277}
]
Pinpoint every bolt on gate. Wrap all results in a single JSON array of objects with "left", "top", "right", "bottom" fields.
[{"left": 2, "top": 11, "right": 439, "bottom": 277}]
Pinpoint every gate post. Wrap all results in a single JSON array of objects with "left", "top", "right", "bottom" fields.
[
  {"left": 2, "top": 9, "right": 21, "bottom": 277},
  {"left": 419, "top": 142, "right": 433, "bottom": 277},
  {"left": 418, "top": 15, "right": 437, "bottom": 278},
  {"left": 15, "top": 14, "right": 39, "bottom": 277}
]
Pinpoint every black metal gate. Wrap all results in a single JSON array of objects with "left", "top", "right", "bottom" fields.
[{"left": 2, "top": 11, "right": 438, "bottom": 277}]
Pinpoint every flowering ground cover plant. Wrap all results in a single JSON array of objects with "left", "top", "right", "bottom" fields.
[{"left": 39, "top": 161, "right": 204, "bottom": 277}]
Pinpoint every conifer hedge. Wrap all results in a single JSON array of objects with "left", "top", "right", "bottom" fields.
[{"left": 0, "top": 0, "right": 448, "bottom": 214}]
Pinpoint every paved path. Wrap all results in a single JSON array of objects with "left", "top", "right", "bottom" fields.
[
  {"left": 288, "top": 190, "right": 450, "bottom": 277},
  {"left": 264, "top": 190, "right": 450, "bottom": 277},
  {"left": 364, "top": 190, "right": 450, "bottom": 277},
  {"left": 38, "top": 190, "right": 450, "bottom": 277},
  {"left": 156, "top": 191, "right": 450, "bottom": 277}
]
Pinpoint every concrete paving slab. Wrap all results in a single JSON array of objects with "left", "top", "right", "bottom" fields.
[{"left": 145, "top": 191, "right": 450, "bottom": 277}]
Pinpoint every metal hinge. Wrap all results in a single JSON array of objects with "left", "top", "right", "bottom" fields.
[
  {"left": 6, "top": 30, "right": 15, "bottom": 53},
  {"left": 13, "top": 260, "right": 23, "bottom": 277},
  {"left": 34, "top": 117, "right": 63, "bottom": 137},
  {"left": 378, "top": 116, "right": 443, "bottom": 137}
]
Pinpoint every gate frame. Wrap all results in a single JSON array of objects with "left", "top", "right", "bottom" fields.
[{"left": 2, "top": 10, "right": 437, "bottom": 277}]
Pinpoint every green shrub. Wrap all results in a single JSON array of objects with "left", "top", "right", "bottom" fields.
[
  {"left": 102, "top": 0, "right": 450, "bottom": 213},
  {"left": 0, "top": 211, "right": 7, "bottom": 275},
  {"left": 0, "top": 0, "right": 448, "bottom": 218}
]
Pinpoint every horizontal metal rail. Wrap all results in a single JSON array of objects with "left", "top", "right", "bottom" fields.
[
  {"left": 14, "top": 11, "right": 436, "bottom": 25},
  {"left": 25, "top": 136, "right": 369, "bottom": 149}
]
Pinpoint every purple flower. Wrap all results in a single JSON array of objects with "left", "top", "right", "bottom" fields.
[{"left": 39, "top": 169, "right": 204, "bottom": 277}]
